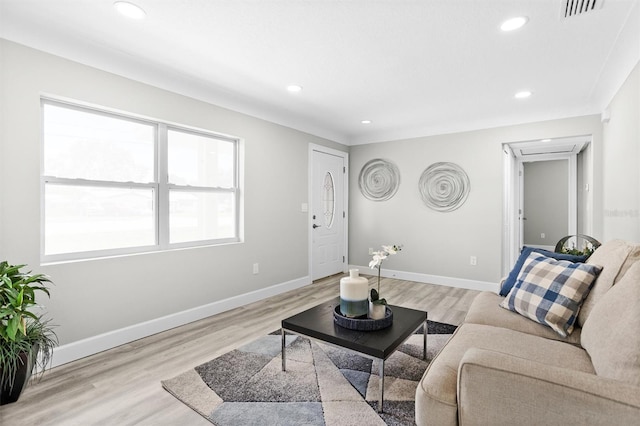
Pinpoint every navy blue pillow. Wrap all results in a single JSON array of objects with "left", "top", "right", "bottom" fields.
[{"left": 500, "top": 246, "right": 589, "bottom": 296}]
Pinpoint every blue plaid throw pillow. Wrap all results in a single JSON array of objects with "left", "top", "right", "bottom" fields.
[{"left": 500, "top": 252, "right": 602, "bottom": 337}]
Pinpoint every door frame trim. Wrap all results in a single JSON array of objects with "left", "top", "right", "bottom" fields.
[
  {"left": 502, "top": 136, "right": 589, "bottom": 276},
  {"left": 308, "top": 144, "right": 349, "bottom": 281}
]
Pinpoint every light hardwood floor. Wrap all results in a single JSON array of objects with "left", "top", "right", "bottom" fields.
[{"left": 0, "top": 275, "right": 479, "bottom": 425}]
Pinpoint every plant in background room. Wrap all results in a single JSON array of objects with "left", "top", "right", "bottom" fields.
[
  {"left": 368, "top": 244, "right": 403, "bottom": 306},
  {"left": 0, "top": 261, "right": 57, "bottom": 405},
  {"left": 555, "top": 235, "right": 601, "bottom": 258}
]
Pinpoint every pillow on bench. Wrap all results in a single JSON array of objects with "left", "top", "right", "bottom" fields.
[
  {"left": 500, "top": 252, "right": 602, "bottom": 337},
  {"left": 500, "top": 246, "right": 588, "bottom": 296}
]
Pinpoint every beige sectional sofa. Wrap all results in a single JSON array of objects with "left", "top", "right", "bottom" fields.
[{"left": 416, "top": 239, "right": 640, "bottom": 425}]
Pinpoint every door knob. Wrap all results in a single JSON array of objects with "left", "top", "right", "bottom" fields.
[{"left": 312, "top": 224, "right": 320, "bottom": 229}]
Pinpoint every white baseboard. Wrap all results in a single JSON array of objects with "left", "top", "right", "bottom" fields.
[
  {"left": 52, "top": 269, "right": 495, "bottom": 368},
  {"left": 51, "top": 275, "right": 311, "bottom": 368},
  {"left": 349, "top": 265, "right": 499, "bottom": 293}
]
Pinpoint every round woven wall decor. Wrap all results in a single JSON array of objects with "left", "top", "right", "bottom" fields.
[
  {"left": 358, "top": 158, "right": 400, "bottom": 201},
  {"left": 419, "top": 162, "right": 470, "bottom": 212}
]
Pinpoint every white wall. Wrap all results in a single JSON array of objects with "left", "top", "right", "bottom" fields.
[
  {"left": 349, "top": 115, "right": 603, "bottom": 288},
  {"left": 602, "top": 62, "right": 640, "bottom": 242},
  {"left": 523, "top": 160, "right": 569, "bottom": 247},
  {"left": 0, "top": 40, "right": 346, "bottom": 360}
]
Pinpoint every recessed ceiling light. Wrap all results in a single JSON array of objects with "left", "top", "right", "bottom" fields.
[
  {"left": 514, "top": 90, "right": 533, "bottom": 99},
  {"left": 500, "top": 16, "right": 528, "bottom": 32},
  {"left": 114, "top": 2, "right": 146, "bottom": 20},
  {"left": 287, "top": 85, "right": 303, "bottom": 93},
  {"left": 541, "top": 138, "right": 552, "bottom": 142},
  {"left": 361, "top": 120, "right": 372, "bottom": 124}
]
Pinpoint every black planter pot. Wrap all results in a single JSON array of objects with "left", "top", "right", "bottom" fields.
[{"left": 0, "top": 347, "right": 37, "bottom": 405}]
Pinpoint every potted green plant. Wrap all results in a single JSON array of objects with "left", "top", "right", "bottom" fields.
[{"left": 0, "top": 261, "right": 57, "bottom": 405}]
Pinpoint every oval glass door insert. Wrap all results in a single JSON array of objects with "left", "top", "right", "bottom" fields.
[{"left": 323, "top": 172, "right": 335, "bottom": 228}]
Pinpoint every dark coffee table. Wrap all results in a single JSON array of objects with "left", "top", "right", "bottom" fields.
[{"left": 281, "top": 297, "right": 427, "bottom": 412}]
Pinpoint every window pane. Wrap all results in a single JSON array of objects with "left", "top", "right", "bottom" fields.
[
  {"left": 168, "top": 130, "right": 235, "bottom": 188},
  {"left": 44, "top": 184, "right": 155, "bottom": 255},
  {"left": 43, "top": 103, "right": 155, "bottom": 183},
  {"left": 169, "top": 191, "right": 235, "bottom": 244}
]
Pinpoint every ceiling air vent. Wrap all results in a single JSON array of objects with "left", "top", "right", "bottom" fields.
[{"left": 562, "top": 0, "right": 604, "bottom": 18}]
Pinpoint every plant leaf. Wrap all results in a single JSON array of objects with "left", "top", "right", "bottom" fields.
[
  {"left": 28, "top": 285, "right": 50, "bottom": 297},
  {"left": 370, "top": 288, "right": 379, "bottom": 301},
  {"left": 3, "top": 264, "right": 25, "bottom": 276},
  {"left": 15, "top": 289, "right": 24, "bottom": 307},
  {"left": 21, "top": 311, "right": 38, "bottom": 321},
  {"left": 7, "top": 315, "right": 20, "bottom": 340}
]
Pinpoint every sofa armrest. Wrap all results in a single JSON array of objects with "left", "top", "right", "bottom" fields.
[{"left": 457, "top": 348, "right": 640, "bottom": 425}]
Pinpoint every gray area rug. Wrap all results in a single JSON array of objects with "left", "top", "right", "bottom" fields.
[{"left": 162, "top": 320, "right": 456, "bottom": 425}]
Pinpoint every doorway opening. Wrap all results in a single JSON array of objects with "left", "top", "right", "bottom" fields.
[{"left": 502, "top": 136, "right": 591, "bottom": 275}]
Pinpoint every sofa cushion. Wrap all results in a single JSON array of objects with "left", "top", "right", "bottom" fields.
[
  {"left": 457, "top": 348, "right": 640, "bottom": 426},
  {"left": 500, "top": 252, "right": 602, "bottom": 337},
  {"left": 464, "top": 291, "right": 582, "bottom": 344},
  {"left": 581, "top": 260, "right": 640, "bottom": 386},
  {"left": 578, "top": 240, "right": 640, "bottom": 327},
  {"left": 416, "top": 323, "right": 595, "bottom": 425},
  {"left": 500, "top": 246, "right": 588, "bottom": 296}
]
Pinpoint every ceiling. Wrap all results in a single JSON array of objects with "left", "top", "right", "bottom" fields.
[{"left": 1, "top": 0, "right": 638, "bottom": 145}]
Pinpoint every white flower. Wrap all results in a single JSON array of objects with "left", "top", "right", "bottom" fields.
[
  {"left": 369, "top": 244, "right": 403, "bottom": 269},
  {"left": 382, "top": 245, "right": 397, "bottom": 255},
  {"left": 368, "top": 244, "right": 403, "bottom": 299},
  {"left": 369, "top": 251, "right": 387, "bottom": 269}
]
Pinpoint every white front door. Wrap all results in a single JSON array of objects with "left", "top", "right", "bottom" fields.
[{"left": 311, "top": 148, "right": 346, "bottom": 280}]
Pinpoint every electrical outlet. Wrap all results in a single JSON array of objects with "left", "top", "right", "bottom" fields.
[
  {"left": 253, "top": 263, "right": 259, "bottom": 274},
  {"left": 368, "top": 247, "right": 374, "bottom": 255},
  {"left": 470, "top": 256, "right": 477, "bottom": 266},
  {"left": 541, "top": 233, "right": 546, "bottom": 239}
]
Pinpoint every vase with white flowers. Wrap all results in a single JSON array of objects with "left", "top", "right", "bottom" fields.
[{"left": 368, "top": 244, "right": 402, "bottom": 319}]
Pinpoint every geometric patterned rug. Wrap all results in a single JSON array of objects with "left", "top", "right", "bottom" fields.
[{"left": 161, "top": 321, "right": 456, "bottom": 426}]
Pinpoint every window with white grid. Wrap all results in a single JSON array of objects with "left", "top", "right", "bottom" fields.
[{"left": 42, "top": 99, "right": 239, "bottom": 262}]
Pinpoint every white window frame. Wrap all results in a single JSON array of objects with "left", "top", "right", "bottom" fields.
[
  {"left": 41, "top": 98, "right": 240, "bottom": 263},
  {"left": 161, "top": 125, "right": 240, "bottom": 249}
]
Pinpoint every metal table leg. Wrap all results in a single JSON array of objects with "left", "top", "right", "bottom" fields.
[
  {"left": 378, "top": 358, "right": 385, "bottom": 413},
  {"left": 281, "top": 328, "right": 286, "bottom": 371},
  {"left": 423, "top": 318, "right": 428, "bottom": 360}
]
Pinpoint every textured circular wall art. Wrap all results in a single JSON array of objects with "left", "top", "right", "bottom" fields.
[
  {"left": 358, "top": 158, "right": 400, "bottom": 201},
  {"left": 419, "top": 162, "right": 470, "bottom": 212}
]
